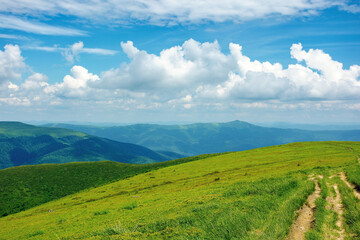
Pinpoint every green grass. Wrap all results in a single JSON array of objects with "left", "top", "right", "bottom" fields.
[
  {"left": 27, "top": 230, "right": 45, "bottom": 238},
  {"left": 338, "top": 176, "right": 360, "bottom": 239},
  {"left": 192, "top": 176, "right": 314, "bottom": 240},
  {"left": 305, "top": 177, "right": 329, "bottom": 240},
  {"left": 121, "top": 202, "right": 138, "bottom": 210},
  {"left": 341, "top": 150, "right": 360, "bottom": 239},
  {"left": 0, "top": 141, "right": 359, "bottom": 239},
  {"left": 0, "top": 153, "right": 224, "bottom": 217},
  {"left": 94, "top": 210, "right": 109, "bottom": 216},
  {"left": 345, "top": 160, "right": 360, "bottom": 188}
]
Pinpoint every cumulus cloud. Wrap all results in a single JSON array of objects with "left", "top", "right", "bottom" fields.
[
  {"left": 0, "top": 0, "right": 358, "bottom": 27},
  {"left": 1, "top": 41, "right": 359, "bottom": 114},
  {"left": 100, "top": 39, "right": 360, "bottom": 102},
  {"left": 100, "top": 39, "right": 232, "bottom": 94},
  {"left": 0, "top": 44, "right": 26, "bottom": 86},
  {"left": 46, "top": 65, "right": 100, "bottom": 98},
  {"left": 21, "top": 73, "right": 49, "bottom": 90}
]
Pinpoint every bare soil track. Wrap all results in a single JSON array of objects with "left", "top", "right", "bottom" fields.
[
  {"left": 326, "top": 184, "right": 345, "bottom": 240},
  {"left": 287, "top": 175, "right": 322, "bottom": 240},
  {"left": 340, "top": 172, "right": 360, "bottom": 200}
]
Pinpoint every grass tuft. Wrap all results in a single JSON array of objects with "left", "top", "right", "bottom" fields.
[
  {"left": 121, "top": 202, "right": 138, "bottom": 210},
  {"left": 27, "top": 230, "right": 44, "bottom": 237},
  {"left": 94, "top": 210, "right": 109, "bottom": 216}
]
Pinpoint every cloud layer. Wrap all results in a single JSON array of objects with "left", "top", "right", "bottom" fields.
[
  {"left": 0, "top": 40, "right": 359, "bottom": 112},
  {"left": 0, "top": 14, "right": 86, "bottom": 36},
  {"left": 0, "top": 0, "right": 358, "bottom": 29}
]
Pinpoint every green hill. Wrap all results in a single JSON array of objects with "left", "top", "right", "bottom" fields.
[
  {"left": 0, "top": 122, "right": 170, "bottom": 169},
  {"left": 1, "top": 141, "right": 359, "bottom": 239},
  {"left": 0, "top": 153, "right": 221, "bottom": 217},
  {"left": 44, "top": 121, "right": 360, "bottom": 156}
]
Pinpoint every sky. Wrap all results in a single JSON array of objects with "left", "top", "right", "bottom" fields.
[{"left": 0, "top": 0, "right": 359, "bottom": 124}]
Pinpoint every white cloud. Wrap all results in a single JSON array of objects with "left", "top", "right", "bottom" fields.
[
  {"left": 0, "top": 14, "right": 86, "bottom": 36},
  {"left": 0, "top": 44, "right": 26, "bottom": 86},
  {"left": 63, "top": 41, "right": 84, "bottom": 63},
  {"left": 339, "top": 3, "right": 360, "bottom": 13},
  {"left": 24, "top": 46, "right": 60, "bottom": 52},
  {"left": 7, "top": 82, "right": 19, "bottom": 91},
  {"left": 83, "top": 48, "right": 118, "bottom": 55},
  {"left": 63, "top": 41, "right": 117, "bottom": 63},
  {"left": 0, "top": 0, "right": 357, "bottom": 27},
  {"left": 0, "top": 33, "right": 28, "bottom": 40},
  {"left": 21, "top": 73, "right": 49, "bottom": 91},
  {"left": 13, "top": 73, "right": 51, "bottom": 103},
  {"left": 23, "top": 41, "right": 118, "bottom": 63},
  {"left": 0, "top": 41, "right": 359, "bottom": 117},
  {"left": 0, "top": 45, "right": 54, "bottom": 105},
  {"left": 100, "top": 39, "right": 360, "bottom": 102},
  {"left": 47, "top": 65, "right": 100, "bottom": 98},
  {"left": 100, "top": 39, "right": 230, "bottom": 95},
  {"left": 121, "top": 41, "right": 139, "bottom": 58}
]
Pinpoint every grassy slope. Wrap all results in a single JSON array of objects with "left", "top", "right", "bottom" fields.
[
  {"left": 0, "top": 142, "right": 359, "bottom": 240},
  {"left": 44, "top": 121, "right": 360, "bottom": 156},
  {"left": 338, "top": 179, "right": 360, "bottom": 239},
  {"left": 0, "top": 122, "right": 171, "bottom": 169},
  {"left": 342, "top": 155, "right": 360, "bottom": 239},
  {"left": 0, "top": 153, "right": 222, "bottom": 217},
  {"left": 346, "top": 160, "right": 360, "bottom": 188}
]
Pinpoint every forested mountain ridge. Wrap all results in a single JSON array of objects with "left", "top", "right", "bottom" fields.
[
  {"left": 0, "top": 122, "right": 170, "bottom": 169},
  {"left": 44, "top": 120, "right": 360, "bottom": 156}
]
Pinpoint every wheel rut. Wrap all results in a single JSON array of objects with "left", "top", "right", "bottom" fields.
[
  {"left": 287, "top": 175, "right": 322, "bottom": 240},
  {"left": 326, "top": 184, "right": 345, "bottom": 240},
  {"left": 340, "top": 172, "right": 360, "bottom": 200}
]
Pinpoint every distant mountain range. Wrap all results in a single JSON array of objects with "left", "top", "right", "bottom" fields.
[
  {"left": 44, "top": 120, "right": 360, "bottom": 156},
  {"left": 0, "top": 122, "right": 174, "bottom": 169},
  {"left": 256, "top": 122, "right": 360, "bottom": 131}
]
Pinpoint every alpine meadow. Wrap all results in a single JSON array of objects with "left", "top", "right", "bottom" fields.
[{"left": 0, "top": 0, "right": 359, "bottom": 240}]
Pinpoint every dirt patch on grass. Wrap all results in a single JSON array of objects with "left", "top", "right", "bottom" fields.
[
  {"left": 287, "top": 176, "right": 321, "bottom": 240},
  {"left": 329, "top": 174, "right": 338, "bottom": 179},
  {"left": 340, "top": 172, "right": 360, "bottom": 200},
  {"left": 326, "top": 184, "right": 345, "bottom": 240}
]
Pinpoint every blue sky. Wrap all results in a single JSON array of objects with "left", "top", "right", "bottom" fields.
[{"left": 0, "top": 0, "right": 359, "bottom": 124}]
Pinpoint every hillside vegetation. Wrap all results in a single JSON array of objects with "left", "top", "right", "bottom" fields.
[
  {"left": 0, "top": 141, "right": 359, "bottom": 239},
  {"left": 0, "top": 153, "right": 222, "bottom": 217},
  {"left": 0, "top": 122, "right": 170, "bottom": 169},
  {"left": 45, "top": 121, "right": 360, "bottom": 156}
]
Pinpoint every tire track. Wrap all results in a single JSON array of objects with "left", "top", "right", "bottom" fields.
[
  {"left": 326, "top": 184, "right": 345, "bottom": 240},
  {"left": 287, "top": 175, "right": 322, "bottom": 240},
  {"left": 340, "top": 172, "right": 360, "bottom": 200}
]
